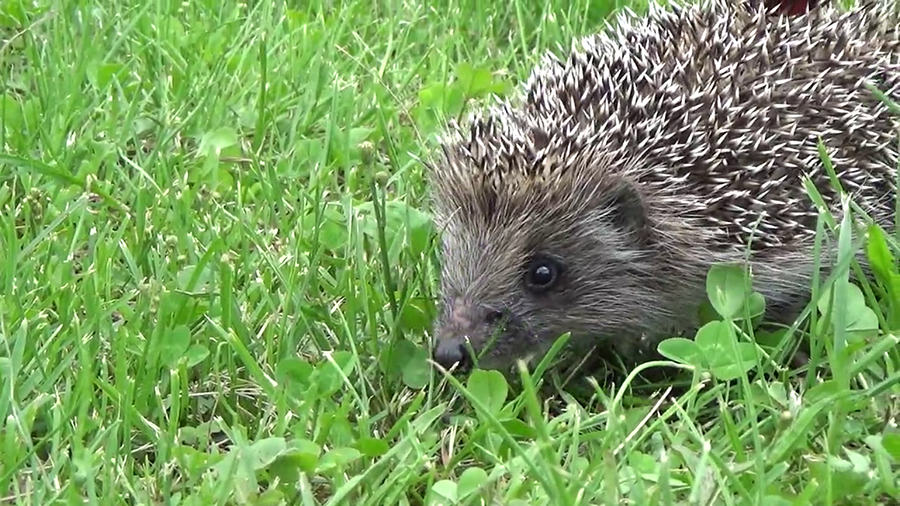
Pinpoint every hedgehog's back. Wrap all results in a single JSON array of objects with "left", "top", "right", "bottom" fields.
[{"left": 517, "top": 0, "right": 900, "bottom": 250}]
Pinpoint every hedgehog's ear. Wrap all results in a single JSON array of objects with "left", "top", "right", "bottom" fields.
[{"left": 605, "top": 178, "right": 651, "bottom": 243}]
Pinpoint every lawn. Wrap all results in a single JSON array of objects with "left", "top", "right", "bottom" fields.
[{"left": 1, "top": 0, "right": 900, "bottom": 504}]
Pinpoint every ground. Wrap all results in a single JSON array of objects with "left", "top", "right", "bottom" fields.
[{"left": 1, "top": 0, "right": 899, "bottom": 504}]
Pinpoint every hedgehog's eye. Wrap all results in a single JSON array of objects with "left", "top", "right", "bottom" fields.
[{"left": 524, "top": 256, "right": 562, "bottom": 294}]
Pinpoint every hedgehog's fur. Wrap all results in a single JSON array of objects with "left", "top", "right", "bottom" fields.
[{"left": 428, "top": 0, "right": 900, "bottom": 375}]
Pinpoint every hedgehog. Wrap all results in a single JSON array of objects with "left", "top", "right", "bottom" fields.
[{"left": 426, "top": 0, "right": 900, "bottom": 375}]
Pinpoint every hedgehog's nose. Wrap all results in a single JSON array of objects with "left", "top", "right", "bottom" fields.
[
  {"left": 433, "top": 299, "right": 507, "bottom": 372},
  {"left": 433, "top": 338, "right": 472, "bottom": 372}
]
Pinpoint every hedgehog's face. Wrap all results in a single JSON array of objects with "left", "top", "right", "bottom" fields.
[{"left": 430, "top": 170, "right": 660, "bottom": 374}]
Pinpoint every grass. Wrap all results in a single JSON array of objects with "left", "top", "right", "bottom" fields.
[{"left": 1, "top": 0, "right": 899, "bottom": 504}]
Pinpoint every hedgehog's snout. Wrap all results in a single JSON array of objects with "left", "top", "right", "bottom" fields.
[
  {"left": 433, "top": 337, "right": 472, "bottom": 372},
  {"left": 432, "top": 298, "right": 507, "bottom": 372}
]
